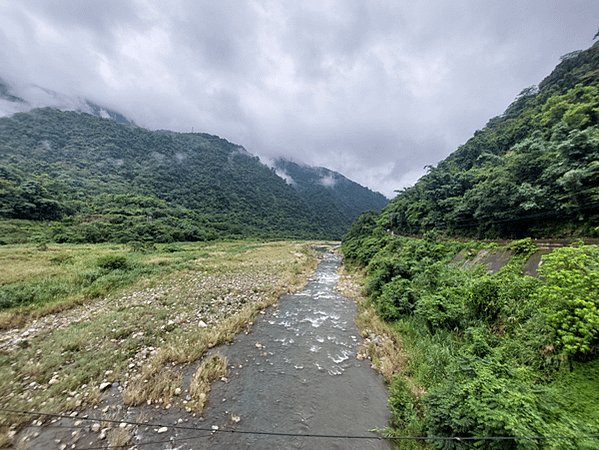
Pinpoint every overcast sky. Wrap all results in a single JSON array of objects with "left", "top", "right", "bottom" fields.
[{"left": 1, "top": 1, "right": 598, "bottom": 198}]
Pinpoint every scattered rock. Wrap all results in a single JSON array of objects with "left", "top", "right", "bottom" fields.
[{"left": 4, "top": 246, "right": 316, "bottom": 448}]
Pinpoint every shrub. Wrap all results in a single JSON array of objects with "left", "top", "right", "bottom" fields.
[
  {"left": 97, "top": 254, "right": 129, "bottom": 271},
  {"left": 375, "top": 278, "right": 418, "bottom": 321},
  {"left": 365, "top": 255, "right": 412, "bottom": 298},
  {"left": 508, "top": 237, "right": 536, "bottom": 256},
  {"left": 466, "top": 276, "right": 503, "bottom": 322},
  {"left": 425, "top": 355, "right": 572, "bottom": 450},
  {"left": 415, "top": 293, "right": 464, "bottom": 332},
  {"left": 128, "top": 240, "right": 144, "bottom": 252},
  {"left": 535, "top": 245, "right": 599, "bottom": 358}
]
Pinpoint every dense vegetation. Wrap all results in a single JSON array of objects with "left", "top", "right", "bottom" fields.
[
  {"left": 342, "top": 40, "right": 599, "bottom": 449},
  {"left": 0, "top": 107, "right": 386, "bottom": 244},
  {"left": 342, "top": 226, "right": 599, "bottom": 449},
  {"left": 273, "top": 158, "right": 388, "bottom": 237},
  {"left": 382, "top": 41, "right": 599, "bottom": 239}
]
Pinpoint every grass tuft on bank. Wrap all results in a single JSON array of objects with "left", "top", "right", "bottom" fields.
[{"left": 0, "top": 240, "right": 324, "bottom": 447}]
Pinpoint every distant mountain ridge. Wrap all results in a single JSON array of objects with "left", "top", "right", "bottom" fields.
[
  {"left": 274, "top": 158, "right": 388, "bottom": 229},
  {"left": 0, "top": 105, "right": 387, "bottom": 243},
  {"left": 0, "top": 76, "right": 387, "bottom": 238},
  {"left": 0, "top": 77, "right": 135, "bottom": 126}
]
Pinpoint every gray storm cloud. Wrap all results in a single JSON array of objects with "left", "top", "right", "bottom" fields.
[{"left": 0, "top": 0, "right": 597, "bottom": 198}]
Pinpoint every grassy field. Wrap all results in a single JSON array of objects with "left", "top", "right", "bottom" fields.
[{"left": 0, "top": 240, "right": 326, "bottom": 446}]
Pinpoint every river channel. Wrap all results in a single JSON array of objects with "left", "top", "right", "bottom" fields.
[{"left": 201, "top": 252, "right": 392, "bottom": 449}]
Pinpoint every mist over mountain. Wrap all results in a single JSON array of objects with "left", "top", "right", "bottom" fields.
[
  {"left": 0, "top": 101, "right": 387, "bottom": 243},
  {"left": 0, "top": 77, "right": 135, "bottom": 126},
  {"left": 274, "top": 158, "right": 388, "bottom": 229}
]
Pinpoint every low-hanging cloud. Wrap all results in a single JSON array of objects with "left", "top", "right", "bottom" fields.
[
  {"left": 319, "top": 174, "right": 337, "bottom": 188},
  {"left": 0, "top": 0, "right": 598, "bottom": 198}
]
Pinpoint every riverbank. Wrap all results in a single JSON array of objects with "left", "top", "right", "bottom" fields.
[
  {"left": 0, "top": 241, "right": 326, "bottom": 448},
  {"left": 175, "top": 252, "right": 391, "bottom": 449},
  {"left": 341, "top": 233, "right": 599, "bottom": 447}
]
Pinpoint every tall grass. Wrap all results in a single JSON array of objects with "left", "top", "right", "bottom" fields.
[
  {"left": 0, "top": 240, "right": 322, "bottom": 445},
  {"left": 0, "top": 243, "right": 211, "bottom": 327}
]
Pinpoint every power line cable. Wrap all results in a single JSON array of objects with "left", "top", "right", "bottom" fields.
[
  {"left": 387, "top": 195, "right": 599, "bottom": 231},
  {"left": 2, "top": 408, "right": 598, "bottom": 443}
]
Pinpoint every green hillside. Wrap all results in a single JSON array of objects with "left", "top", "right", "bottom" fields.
[
  {"left": 341, "top": 40, "right": 599, "bottom": 448},
  {"left": 0, "top": 107, "right": 384, "bottom": 243},
  {"left": 274, "top": 158, "right": 388, "bottom": 239},
  {"left": 381, "top": 41, "right": 599, "bottom": 239}
]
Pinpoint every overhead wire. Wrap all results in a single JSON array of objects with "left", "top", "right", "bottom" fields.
[
  {"left": 2, "top": 408, "right": 598, "bottom": 444},
  {"left": 386, "top": 192, "right": 599, "bottom": 231}
]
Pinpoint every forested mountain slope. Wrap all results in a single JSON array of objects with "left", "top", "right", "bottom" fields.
[
  {"left": 382, "top": 41, "right": 599, "bottom": 239},
  {"left": 0, "top": 107, "right": 384, "bottom": 243},
  {"left": 340, "top": 40, "right": 599, "bottom": 448},
  {"left": 274, "top": 158, "right": 388, "bottom": 238}
]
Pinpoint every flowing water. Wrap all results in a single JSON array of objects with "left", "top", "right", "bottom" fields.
[{"left": 201, "top": 253, "right": 392, "bottom": 449}]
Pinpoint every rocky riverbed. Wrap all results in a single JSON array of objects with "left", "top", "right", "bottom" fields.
[
  {"left": 0, "top": 242, "right": 322, "bottom": 447},
  {"left": 3, "top": 247, "right": 395, "bottom": 449}
]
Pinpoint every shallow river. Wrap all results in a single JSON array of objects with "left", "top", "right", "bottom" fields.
[{"left": 202, "top": 253, "right": 392, "bottom": 449}]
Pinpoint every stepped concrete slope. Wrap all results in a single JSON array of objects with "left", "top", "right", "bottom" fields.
[{"left": 450, "top": 239, "right": 599, "bottom": 278}]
